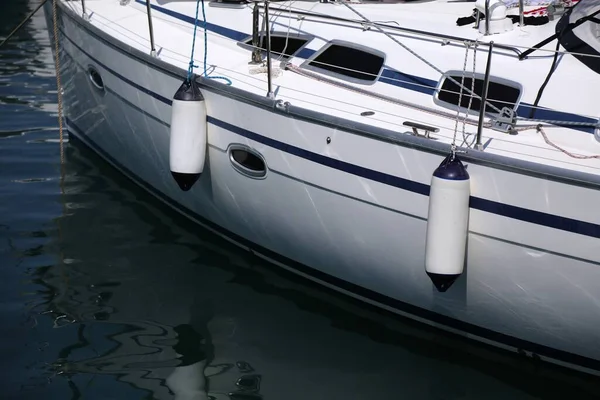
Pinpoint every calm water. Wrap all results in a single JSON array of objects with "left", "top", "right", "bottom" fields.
[{"left": 1, "top": 1, "right": 600, "bottom": 399}]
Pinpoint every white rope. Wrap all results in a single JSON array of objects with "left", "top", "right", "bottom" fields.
[
  {"left": 249, "top": 63, "right": 283, "bottom": 77},
  {"left": 537, "top": 126, "right": 600, "bottom": 159}
]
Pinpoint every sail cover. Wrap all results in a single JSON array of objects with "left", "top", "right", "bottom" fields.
[{"left": 557, "top": 0, "right": 600, "bottom": 73}]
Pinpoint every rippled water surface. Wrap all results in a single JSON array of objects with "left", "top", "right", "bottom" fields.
[{"left": 2, "top": 1, "right": 600, "bottom": 399}]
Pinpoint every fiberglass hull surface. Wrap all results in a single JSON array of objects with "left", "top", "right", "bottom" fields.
[{"left": 46, "top": 1, "right": 600, "bottom": 376}]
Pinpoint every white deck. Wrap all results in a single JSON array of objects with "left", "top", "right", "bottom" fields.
[{"left": 61, "top": 0, "right": 600, "bottom": 176}]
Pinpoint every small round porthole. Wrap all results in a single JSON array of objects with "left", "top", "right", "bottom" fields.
[
  {"left": 88, "top": 66, "right": 105, "bottom": 91},
  {"left": 228, "top": 145, "right": 267, "bottom": 179}
]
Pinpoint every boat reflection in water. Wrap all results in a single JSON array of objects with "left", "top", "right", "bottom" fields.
[{"left": 33, "top": 141, "right": 599, "bottom": 400}]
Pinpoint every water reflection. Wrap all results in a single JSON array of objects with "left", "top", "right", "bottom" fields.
[
  {"left": 21, "top": 135, "right": 598, "bottom": 400},
  {"left": 2, "top": 0, "right": 600, "bottom": 399},
  {"left": 31, "top": 138, "right": 279, "bottom": 399}
]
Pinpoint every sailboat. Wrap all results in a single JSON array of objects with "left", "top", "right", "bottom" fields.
[{"left": 42, "top": 0, "right": 600, "bottom": 377}]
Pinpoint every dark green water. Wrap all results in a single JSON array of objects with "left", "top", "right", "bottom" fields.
[{"left": 1, "top": 0, "right": 600, "bottom": 398}]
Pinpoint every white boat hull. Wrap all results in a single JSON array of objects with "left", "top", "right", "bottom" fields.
[{"left": 46, "top": 1, "right": 600, "bottom": 377}]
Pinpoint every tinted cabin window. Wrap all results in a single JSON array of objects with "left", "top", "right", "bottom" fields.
[
  {"left": 231, "top": 149, "right": 264, "bottom": 172},
  {"left": 308, "top": 44, "right": 384, "bottom": 81},
  {"left": 245, "top": 35, "right": 307, "bottom": 58},
  {"left": 438, "top": 75, "right": 521, "bottom": 114}
]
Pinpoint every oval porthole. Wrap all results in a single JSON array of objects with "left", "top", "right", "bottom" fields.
[
  {"left": 228, "top": 145, "right": 267, "bottom": 179},
  {"left": 88, "top": 66, "right": 105, "bottom": 91}
]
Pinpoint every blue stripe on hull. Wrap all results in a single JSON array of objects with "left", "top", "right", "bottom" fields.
[
  {"left": 59, "top": 28, "right": 600, "bottom": 240},
  {"left": 63, "top": 115, "right": 600, "bottom": 374},
  {"left": 207, "top": 116, "right": 600, "bottom": 238}
]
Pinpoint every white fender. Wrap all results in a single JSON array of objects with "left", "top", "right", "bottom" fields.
[
  {"left": 166, "top": 323, "right": 209, "bottom": 400},
  {"left": 166, "top": 360, "right": 209, "bottom": 400},
  {"left": 424, "top": 154, "right": 471, "bottom": 292},
  {"left": 169, "top": 78, "right": 207, "bottom": 191}
]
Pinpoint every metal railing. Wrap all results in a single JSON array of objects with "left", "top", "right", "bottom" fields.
[
  {"left": 484, "top": 0, "right": 490, "bottom": 36},
  {"left": 71, "top": 0, "right": 597, "bottom": 153},
  {"left": 476, "top": 42, "right": 494, "bottom": 150},
  {"left": 263, "top": 3, "right": 523, "bottom": 57},
  {"left": 146, "top": 0, "right": 157, "bottom": 57},
  {"left": 264, "top": 1, "right": 274, "bottom": 98},
  {"left": 250, "top": 3, "right": 262, "bottom": 64},
  {"left": 252, "top": 0, "right": 504, "bottom": 147},
  {"left": 519, "top": 0, "right": 525, "bottom": 27},
  {"left": 134, "top": 0, "right": 549, "bottom": 151}
]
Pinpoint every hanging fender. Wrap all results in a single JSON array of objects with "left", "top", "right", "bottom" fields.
[
  {"left": 424, "top": 153, "right": 471, "bottom": 292},
  {"left": 169, "top": 78, "right": 207, "bottom": 192}
]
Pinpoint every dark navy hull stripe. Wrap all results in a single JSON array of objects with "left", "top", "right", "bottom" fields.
[
  {"left": 207, "top": 116, "right": 430, "bottom": 195},
  {"left": 60, "top": 24, "right": 600, "bottom": 240},
  {"left": 136, "top": 0, "right": 597, "bottom": 132},
  {"left": 207, "top": 116, "right": 600, "bottom": 239},
  {"left": 64, "top": 117, "right": 600, "bottom": 374}
]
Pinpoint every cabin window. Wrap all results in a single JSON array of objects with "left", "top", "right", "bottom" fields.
[
  {"left": 231, "top": 149, "right": 265, "bottom": 172},
  {"left": 241, "top": 34, "right": 309, "bottom": 58},
  {"left": 304, "top": 41, "right": 385, "bottom": 82},
  {"left": 435, "top": 72, "right": 522, "bottom": 115},
  {"left": 228, "top": 144, "right": 268, "bottom": 179}
]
